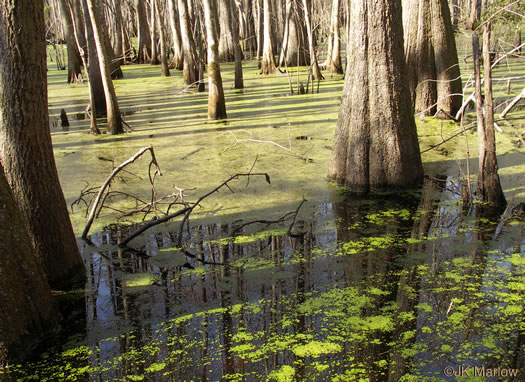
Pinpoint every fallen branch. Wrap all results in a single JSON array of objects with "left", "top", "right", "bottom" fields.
[
  {"left": 500, "top": 87, "right": 525, "bottom": 118},
  {"left": 82, "top": 146, "right": 161, "bottom": 240}
]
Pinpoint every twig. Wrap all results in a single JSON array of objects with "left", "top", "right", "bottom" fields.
[{"left": 82, "top": 146, "right": 159, "bottom": 240}]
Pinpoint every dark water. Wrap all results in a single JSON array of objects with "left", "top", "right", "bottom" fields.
[{"left": 2, "top": 178, "right": 524, "bottom": 381}]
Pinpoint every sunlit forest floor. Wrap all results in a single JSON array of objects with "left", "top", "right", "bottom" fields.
[{"left": 2, "top": 36, "right": 524, "bottom": 381}]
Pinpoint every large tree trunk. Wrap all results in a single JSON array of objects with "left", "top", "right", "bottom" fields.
[
  {"left": 58, "top": 0, "right": 83, "bottom": 83},
  {"left": 168, "top": 0, "right": 184, "bottom": 70},
  {"left": 475, "top": 25, "right": 506, "bottom": 207},
  {"left": 328, "top": 0, "right": 423, "bottom": 192},
  {"left": 0, "top": 165, "right": 60, "bottom": 362},
  {"left": 323, "top": 0, "right": 343, "bottom": 74},
  {"left": 0, "top": 0, "right": 85, "bottom": 288},
  {"left": 403, "top": 0, "right": 462, "bottom": 118},
  {"left": 178, "top": 0, "right": 198, "bottom": 85},
  {"left": 202, "top": 0, "right": 228, "bottom": 119},
  {"left": 260, "top": 0, "right": 280, "bottom": 74},
  {"left": 279, "top": 0, "right": 308, "bottom": 67},
  {"left": 86, "top": 0, "right": 125, "bottom": 134},
  {"left": 135, "top": 0, "right": 152, "bottom": 63}
]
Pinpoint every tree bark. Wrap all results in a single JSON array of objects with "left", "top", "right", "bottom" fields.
[
  {"left": 58, "top": 0, "right": 83, "bottom": 83},
  {"left": 86, "top": 0, "right": 125, "bottom": 134},
  {"left": 202, "top": 0, "right": 228, "bottom": 119},
  {"left": 0, "top": 165, "right": 60, "bottom": 362},
  {"left": 230, "top": 0, "right": 244, "bottom": 88},
  {"left": 178, "top": 0, "right": 198, "bottom": 85},
  {"left": 155, "top": 0, "right": 170, "bottom": 76},
  {"left": 476, "top": 25, "right": 506, "bottom": 206},
  {"left": 323, "top": 0, "right": 343, "bottom": 74},
  {"left": 0, "top": 0, "right": 85, "bottom": 288},
  {"left": 279, "top": 0, "right": 308, "bottom": 67},
  {"left": 168, "top": 0, "right": 184, "bottom": 69},
  {"left": 261, "top": 0, "right": 280, "bottom": 73},
  {"left": 328, "top": 0, "right": 423, "bottom": 192},
  {"left": 218, "top": 0, "right": 236, "bottom": 61},
  {"left": 403, "top": 0, "right": 462, "bottom": 118},
  {"left": 150, "top": 0, "right": 159, "bottom": 65},
  {"left": 134, "top": 0, "right": 152, "bottom": 63},
  {"left": 302, "top": 0, "right": 323, "bottom": 80}
]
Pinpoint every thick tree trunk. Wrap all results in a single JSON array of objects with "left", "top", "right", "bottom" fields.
[
  {"left": 279, "top": 0, "right": 308, "bottom": 67},
  {"left": 218, "top": 0, "right": 235, "bottom": 61},
  {"left": 476, "top": 25, "right": 506, "bottom": 206},
  {"left": 328, "top": 0, "right": 423, "bottom": 192},
  {"left": 0, "top": 0, "right": 85, "bottom": 288},
  {"left": 155, "top": 0, "right": 170, "bottom": 76},
  {"left": 113, "top": 0, "right": 125, "bottom": 65},
  {"left": 86, "top": 0, "right": 125, "bottom": 134},
  {"left": 261, "top": 0, "right": 280, "bottom": 74},
  {"left": 135, "top": 0, "right": 152, "bottom": 63},
  {"left": 0, "top": 165, "right": 60, "bottom": 362},
  {"left": 202, "top": 0, "right": 228, "bottom": 119},
  {"left": 168, "top": 0, "right": 184, "bottom": 70},
  {"left": 58, "top": 0, "right": 83, "bottom": 83},
  {"left": 302, "top": 0, "right": 323, "bottom": 80},
  {"left": 403, "top": 0, "right": 462, "bottom": 118},
  {"left": 178, "top": 0, "right": 198, "bottom": 85},
  {"left": 323, "top": 0, "right": 343, "bottom": 74}
]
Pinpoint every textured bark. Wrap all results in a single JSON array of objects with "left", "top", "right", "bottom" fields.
[
  {"left": 168, "top": 0, "right": 184, "bottom": 70},
  {"left": 135, "top": 0, "right": 152, "bottom": 63},
  {"left": 323, "top": 0, "right": 343, "bottom": 74},
  {"left": 230, "top": 0, "right": 244, "bottom": 88},
  {"left": 260, "top": 0, "right": 280, "bottom": 74},
  {"left": 82, "top": 0, "right": 106, "bottom": 117},
  {"left": 476, "top": 26, "right": 506, "bottom": 206},
  {"left": 0, "top": 0, "right": 85, "bottom": 288},
  {"left": 178, "top": 0, "right": 198, "bottom": 85},
  {"left": 328, "top": 0, "right": 423, "bottom": 192},
  {"left": 0, "top": 165, "right": 60, "bottom": 362},
  {"left": 150, "top": 0, "right": 159, "bottom": 65},
  {"left": 155, "top": 0, "right": 170, "bottom": 76},
  {"left": 113, "top": 0, "right": 125, "bottom": 64},
  {"left": 302, "top": 0, "right": 323, "bottom": 80},
  {"left": 86, "top": 0, "right": 124, "bottom": 134},
  {"left": 58, "top": 0, "right": 83, "bottom": 83},
  {"left": 279, "top": 0, "right": 308, "bottom": 67},
  {"left": 403, "top": 0, "right": 462, "bottom": 118},
  {"left": 218, "top": 0, "right": 235, "bottom": 61},
  {"left": 202, "top": 0, "right": 227, "bottom": 119}
]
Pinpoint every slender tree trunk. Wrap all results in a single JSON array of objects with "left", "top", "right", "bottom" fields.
[
  {"left": 475, "top": 25, "right": 506, "bottom": 206},
  {"left": 328, "top": 0, "right": 423, "bottom": 191},
  {"left": 230, "top": 0, "right": 244, "bottom": 88},
  {"left": 135, "top": 0, "right": 152, "bottom": 63},
  {"left": 302, "top": 0, "right": 323, "bottom": 80},
  {"left": 261, "top": 0, "right": 280, "bottom": 73},
  {"left": 202, "top": 0, "right": 228, "bottom": 119},
  {"left": 86, "top": 0, "right": 124, "bottom": 134},
  {"left": 155, "top": 0, "right": 170, "bottom": 76},
  {"left": 150, "top": 0, "right": 159, "bottom": 65},
  {"left": 450, "top": 0, "right": 459, "bottom": 28},
  {"left": 0, "top": 0, "right": 85, "bottom": 288},
  {"left": 58, "top": 0, "right": 83, "bottom": 83},
  {"left": 168, "top": 0, "right": 184, "bottom": 69},
  {"left": 324, "top": 0, "right": 343, "bottom": 74},
  {"left": 113, "top": 0, "right": 125, "bottom": 65},
  {"left": 178, "top": 0, "right": 198, "bottom": 84}
]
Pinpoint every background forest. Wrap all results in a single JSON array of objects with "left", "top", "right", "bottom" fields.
[{"left": 0, "top": 0, "right": 524, "bottom": 381}]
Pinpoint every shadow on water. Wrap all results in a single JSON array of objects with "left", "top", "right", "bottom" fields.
[{"left": 3, "top": 177, "right": 523, "bottom": 381}]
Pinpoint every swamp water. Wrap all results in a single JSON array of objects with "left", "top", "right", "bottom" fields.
[{"left": 2, "top": 54, "right": 525, "bottom": 381}]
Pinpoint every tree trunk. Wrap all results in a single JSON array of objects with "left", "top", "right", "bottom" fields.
[
  {"left": 450, "top": 0, "right": 459, "bottom": 28},
  {"left": 302, "top": 0, "right": 323, "bottom": 80},
  {"left": 168, "top": 0, "right": 184, "bottom": 70},
  {"left": 230, "top": 0, "right": 244, "bottom": 88},
  {"left": 58, "top": 0, "right": 83, "bottom": 83},
  {"left": 403, "top": 0, "right": 462, "bottom": 118},
  {"left": 475, "top": 25, "right": 506, "bottom": 207},
  {"left": 135, "top": 0, "right": 152, "bottom": 63},
  {"left": 202, "top": 0, "right": 228, "bottom": 119},
  {"left": 328, "top": 0, "right": 423, "bottom": 192},
  {"left": 86, "top": 0, "right": 125, "bottom": 134},
  {"left": 178, "top": 0, "right": 198, "bottom": 85},
  {"left": 279, "top": 0, "right": 308, "bottom": 67},
  {"left": 466, "top": 0, "right": 480, "bottom": 30},
  {"left": 155, "top": 0, "right": 170, "bottom": 76},
  {"left": 514, "top": 28, "right": 522, "bottom": 56},
  {"left": 323, "top": 0, "right": 343, "bottom": 74},
  {"left": 261, "top": 0, "right": 280, "bottom": 73},
  {"left": 150, "top": 0, "right": 159, "bottom": 65},
  {"left": 0, "top": 0, "right": 85, "bottom": 288},
  {"left": 218, "top": 0, "right": 236, "bottom": 61},
  {"left": 0, "top": 165, "right": 60, "bottom": 362}
]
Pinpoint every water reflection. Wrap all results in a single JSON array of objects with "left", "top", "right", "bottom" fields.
[{"left": 4, "top": 179, "right": 524, "bottom": 381}]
